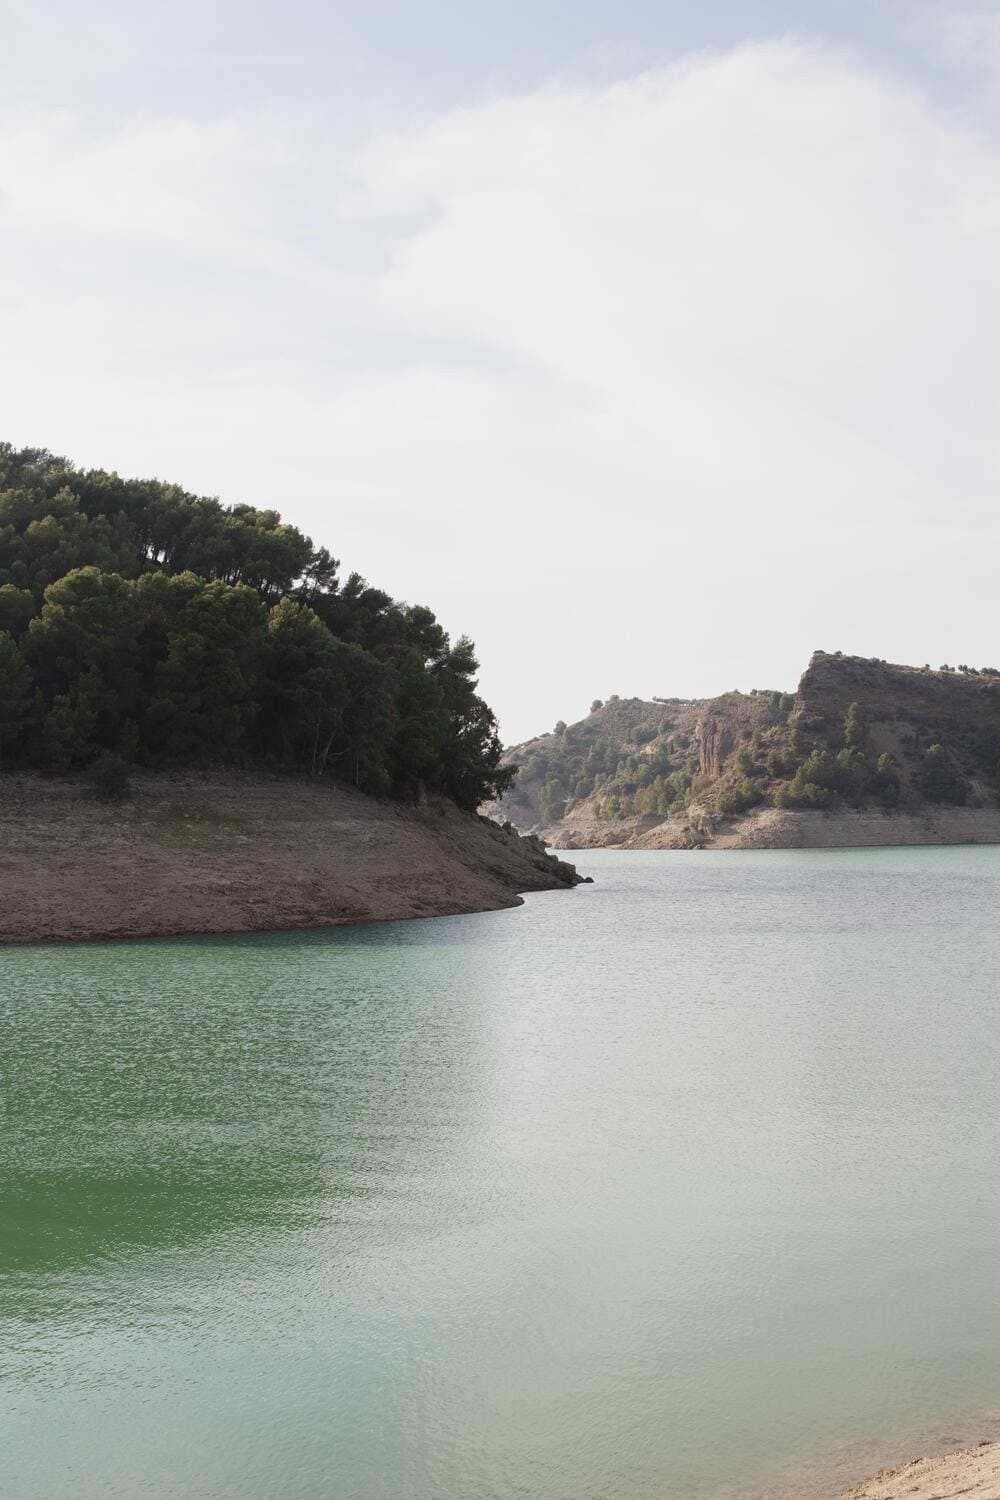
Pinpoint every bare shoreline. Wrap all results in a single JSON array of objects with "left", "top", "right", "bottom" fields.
[
  {"left": 700, "top": 1414, "right": 1000, "bottom": 1500},
  {"left": 837, "top": 1440, "right": 1000, "bottom": 1498},
  {"left": 546, "top": 804, "right": 1000, "bottom": 851},
  {"left": 0, "top": 770, "right": 583, "bottom": 946}
]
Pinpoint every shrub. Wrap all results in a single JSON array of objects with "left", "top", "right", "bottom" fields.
[
  {"left": 844, "top": 702, "right": 869, "bottom": 750},
  {"left": 87, "top": 752, "right": 131, "bottom": 802},
  {"left": 719, "top": 778, "right": 763, "bottom": 815},
  {"left": 873, "top": 753, "right": 901, "bottom": 807},
  {"left": 734, "top": 747, "right": 757, "bottom": 776},
  {"left": 919, "top": 744, "right": 967, "bottom": 804}
]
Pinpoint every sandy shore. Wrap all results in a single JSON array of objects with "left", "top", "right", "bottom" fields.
[
  {"left": 0, "top": 770, "right": 583, "bottom": 943},
  {"left": 839, "top": 1441, "right": 1000, "bottom": 1497}
]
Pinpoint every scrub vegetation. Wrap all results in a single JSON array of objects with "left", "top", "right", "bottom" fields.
[{"left": 495, "top": 652, "right": 1000, "bottom": 836}]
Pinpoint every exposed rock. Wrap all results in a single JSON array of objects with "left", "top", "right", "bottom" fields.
[{"left": 496, "top": 652, "right": 1000, "bottom": 850}]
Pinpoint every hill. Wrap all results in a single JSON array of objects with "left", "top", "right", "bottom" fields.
[
  {"left": 0, "top": 440, "right": 582, "bottom": 937},
  {"left": 493, "top": 653, "right": 1000, "bottom": 849},
  {"left": 0, "top": 440, "right": 512, "bottom": 809}
]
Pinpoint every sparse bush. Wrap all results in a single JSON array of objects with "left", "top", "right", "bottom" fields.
[
  {"left": 87, "top": 752, "right": 131, "bottom": 802},
  {"left": 844, "top": 702, "right": 869, "bottom": 750},
  {"left": 719, "top": 779, "right": 763, "bottom": 816},
  {"left": 919, "top": 744, "right": 967, "bottom": 804},
  {"left": 765, "top": 747, "right": 794, "bottom": 777},
  {"left": 539, "top": 775, "right": 567, "bottom": 823},
  {"left": 873, "top": 753, "right": 901, "bottom": 807}
]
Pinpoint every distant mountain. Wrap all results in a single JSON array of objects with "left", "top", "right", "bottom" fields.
[{"left": 490, "top": 653, "right": 1000, "bottom": 849}]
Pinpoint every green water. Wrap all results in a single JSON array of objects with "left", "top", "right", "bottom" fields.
[{"left": 3, "top": 847, "right": 1000, "bottom": 1499}]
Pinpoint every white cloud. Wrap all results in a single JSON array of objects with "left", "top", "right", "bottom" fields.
[
  {"left": 4, "top": 40, "right": 1000, "bottom": 738},
  {"left": 921, "top": 5, "right": 1000, "bottom": 83}
]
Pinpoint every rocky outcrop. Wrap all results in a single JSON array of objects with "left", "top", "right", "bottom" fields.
[
  {"left": 695, "top": 691, "right": 775, "bottom": 776},
  {"left": 504, "top": 652, "right": 1000, "bottom": 851},
  {"left": 798, "top": 650, "right": 1000, "bottom": 730}
]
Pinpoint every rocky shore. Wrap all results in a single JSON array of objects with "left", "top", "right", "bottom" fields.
[{"left": 0, "top": 771, "right": 584, "bottom": 944}]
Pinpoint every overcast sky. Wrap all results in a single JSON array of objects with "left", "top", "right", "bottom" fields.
[{"left": 4, "top": 2, "right": 1000, "bottom": 742}]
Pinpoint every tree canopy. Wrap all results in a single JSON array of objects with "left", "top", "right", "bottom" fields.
[{"left": 0, "top": 442, "right": 513, "bottom": 810}]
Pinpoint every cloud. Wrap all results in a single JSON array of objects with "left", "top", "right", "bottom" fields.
[
  {"left": 4, "top": 39, "right": 1000, "bottom": 738},
  {"left": 921, "top": 5, "right": 1000, "bottom": 82}
]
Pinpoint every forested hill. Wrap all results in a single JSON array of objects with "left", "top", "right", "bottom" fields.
[{"left": 0, "top": 442, "right": 512, "bottom": 809}]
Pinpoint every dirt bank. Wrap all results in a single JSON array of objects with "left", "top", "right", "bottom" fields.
[
  {"left": 0, "top": 771, "right": 583, "bottom": 944},
  {"left": 839, "top": 1440, "right": 1000, "bottom": 1497},
  {"left": 547, "top": 804, "right": 1000, "bottom": 850}
]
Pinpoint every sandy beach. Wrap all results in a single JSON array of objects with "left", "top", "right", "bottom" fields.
[{"left": 839, "top": 1441, "right": 1000, "bottom": 1497}]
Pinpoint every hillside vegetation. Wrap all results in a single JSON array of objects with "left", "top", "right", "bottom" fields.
[
  {"left": 495, "top": 653, "right": 1000, "bottom": 846},
  {"left": 0, "top": 442, "right": 512, "bottom": 810}
]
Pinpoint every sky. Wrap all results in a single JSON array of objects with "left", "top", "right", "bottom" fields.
[{"left": 3, "top": 2, "right": 1000, "bottom": 742}]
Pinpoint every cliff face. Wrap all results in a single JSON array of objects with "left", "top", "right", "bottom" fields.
[
  {"left": 0, "top": 771, "right": 584, "bottom": 944},
  {"left": 695, "top": 691, "right": 776, "bottom": 776},
  {"left": 798, "top": 651, "right": 1000, "bottom": 726},
  {"left": 788, "top": 651, "right": 1000, "bottom": 810},
  {"left": 497, "top": 653, "right": 1000, "bottom": 851}
]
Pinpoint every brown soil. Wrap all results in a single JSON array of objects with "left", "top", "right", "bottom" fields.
[{"left": 0, "top": 771, "right": 582, "bottom": 944}]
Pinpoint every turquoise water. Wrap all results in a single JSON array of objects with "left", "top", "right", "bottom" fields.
[{"left": 3, "top": 847, "right": 1000, "bottom": 1499}]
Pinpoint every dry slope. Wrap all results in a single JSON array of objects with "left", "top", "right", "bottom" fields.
[
  {"left": 496, "top": 653, "right": 1000, "bottom": 850},
  {"left": 0, "top": 770, "right": 583, "bottom": 944}
]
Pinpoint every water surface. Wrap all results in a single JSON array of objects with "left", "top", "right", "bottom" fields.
[{"left": 3, "top": 847, "right": 1000, "bottom": 1498}]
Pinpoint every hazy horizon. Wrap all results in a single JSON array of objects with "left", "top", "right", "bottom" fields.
[{"left": 5, "top": 1, "right": 1000, "bottom": 742}]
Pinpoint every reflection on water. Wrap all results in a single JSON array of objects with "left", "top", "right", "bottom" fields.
[{"left": 3, "top": 848, "right": 1000, "bottom": 1499}]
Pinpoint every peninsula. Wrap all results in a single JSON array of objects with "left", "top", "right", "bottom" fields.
[{"left": 0, "top": 441, "right": 581, "bottom": 942}]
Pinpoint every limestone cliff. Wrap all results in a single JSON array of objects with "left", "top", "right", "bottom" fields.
[{"left": 495, "top": 652, "right": 1000, "bottom": 850}]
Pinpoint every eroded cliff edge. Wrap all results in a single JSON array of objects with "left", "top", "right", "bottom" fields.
[
  {"left": 496, "top": 652, "right": 1000, "bottom": 849},
  {"left": 0, "top": 771, "right": 584, "bottom": 944}
]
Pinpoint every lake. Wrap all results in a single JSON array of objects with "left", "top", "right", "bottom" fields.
[{"left": 3, "top": 847, "right": 1000, "bottom": 1498}]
